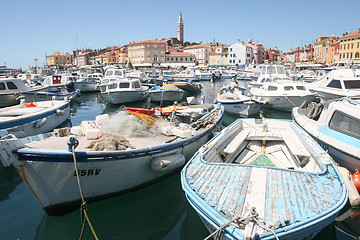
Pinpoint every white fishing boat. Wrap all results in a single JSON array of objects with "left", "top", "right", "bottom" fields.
[
  {"left": 148, "top": 84, "right": 184, "bottom": 102},
  {"left": 0, "top": 78, "right": 48, "bottom": 107},
  {"left": 0, "top": 99, "right": 70, "bottom": 138},
  {"left": 0, "top": 104, "right": 223, "bottom": 216},
  {"left": 181, "top": 118, "right": 348, "bottom": 240},
  {"left": 99, "top": 68, "right": 148, "bottom": 104},
  {"left": 292, "top": 97, "right": 360, "bottom": 172},
  {"left": 173, "top": 80, "right": 202, "bottom": 92},
  {"left": 249, "top": 80, "right": 316, "bottom": 112},
  {"left": 216, "top": 83, "right": 261, "bottom": 117},
  {"left": 307, "top": 68, "right": 360, "bottom": 102},
  {"left": 75, "top": 73, "right": 102, "bottom": 92}
]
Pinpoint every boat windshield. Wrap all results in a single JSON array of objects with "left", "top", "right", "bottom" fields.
[
  {"left": 267, "top": 66, "right": 276, "bottom": 74},
  {"left": 119, "top": 82, "right": 130, "bottom": 88},
  {"left": 344, "top": 80, "right": 360, "bottom": 89},
  {"left": 329, "top": 111, "right": 360, "bottom": 140},
  {"left": 105, "top": 70, "right": 113, "bottom": 76},
  {"left": 284, "top": 86, "right": 294, "bottom": 91},
  {"left": 327, "top": 80, "right": 342, "bottom": 89},
  {"left": 277, "top": 66, "right": 285, "bottom": 74}
]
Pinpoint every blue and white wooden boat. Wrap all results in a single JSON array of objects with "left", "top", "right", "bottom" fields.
[
  {"left": 216, "top": 83, "right": 261, "bottom": 117},
  {"left": 0, "top": 104, "right": 223, "bottom": 216},
  {"left": 148, "top": 84, "right": 184, "bottom": 102},
  {"left": 0, "top": 99, "right": 70, "bottom": 138},
  {"left": 181, "top": 118, "right": 348, "bottom": 240},
  {"left": 292, "top": 97, "right": 360, "bottom": 172}
]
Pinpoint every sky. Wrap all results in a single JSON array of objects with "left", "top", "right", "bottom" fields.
[{"left": 1, "top": 0, "right": 360, "bottom": 70}]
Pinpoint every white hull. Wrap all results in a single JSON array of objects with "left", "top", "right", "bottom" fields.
[
  {"left": 257, "top": 95, "right": 315, "bottom": 112},
  {"left": 101, "top": 90, "right": 147, "bottom": 104},
  {"left": 0, "top": 94, "right": 19, "bottom": 107},
  {"left": 75, "top": 82, "right": 99, "bottom": 92},
  {"left": 149, "top": 91, "right": 184, "bottom": 102},
  {"left": 0, "top": 101, "right": 70, "bottom": 138},
  {"left": 3, "top": 105, "right": 223, "bottom": 215},
  {"left": 20, "top": 90, "right": 81, "bottom": 102},
  {"left": 220, "top": 101, "right": 260, "bottom": 116}
]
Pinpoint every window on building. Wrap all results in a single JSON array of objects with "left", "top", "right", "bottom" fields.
[
  {"left": 176, "top": 58, "right": 178, "bottom": 61},
  {"left": 171, "top": 58, "right": 173, "bottom": 61},
  {"left": 230, "top": 48, "right": 232, "bottom": 51},
  {"left": 185, "top": 58, "right": 187, "bottom": 61},
  {"left": 239, "top": 60, "right": 241, "bottom": 63},
  {"left": 350, "top": 52, "right": 353, "bottom": 59},
  {"left": 356, "top": 52, "right": 359, "bottom": 58},
  {"left": 180, "top": 58, "right": 183, "bottom": 61},
  {"left": 167, "top": 58, "right": 169, "bottom": 61},
  {"left": 190, "top": 58, "right": 193, "bottom": 61}
]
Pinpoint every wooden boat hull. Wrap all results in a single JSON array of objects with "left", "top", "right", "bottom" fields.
[
  {"left": 0, "top": 100, "right": 70, "bottom": 138},
  {"left": 2, "top": 105, "right": 223, "bottom": 215},
  {"left": 101, "top": 90, "right": 148, "bottom": 104},
  {"left": 181, "top": 118, "right": 348, "bottom": 239}
]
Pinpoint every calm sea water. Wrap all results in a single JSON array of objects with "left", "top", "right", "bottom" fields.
[{"left": 0, "top": 80, "right": 337, "bottom": 240}]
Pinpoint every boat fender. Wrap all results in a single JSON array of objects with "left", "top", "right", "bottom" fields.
[
  {"left": 151, "top": 154, "right": 185, "bottom": 172},
  {"left": 55, "top": 109, "right": 65, "bottom": 116},
  {"left": 35, "top": 118, "right": 47, "bottom": 128},
  {"left": 353, "top": 169, "right": 360, "bottom": 192},
  {"left": 339, "top": 167, "right": 360, "bottom": 207}
]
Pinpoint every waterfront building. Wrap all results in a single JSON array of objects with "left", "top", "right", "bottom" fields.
[
  {"left": 265, "top": 47, "right": 281, "bottom": 63},
  {"left": 328, "top": 40, "right": 340, "bottom": 65},
  {"left": 178, "top": 12, "right": 184, "bottom": 44},
  {"left": 127, "top": 40, "right": 166, "bottom": 67},
  {"left": 46, "top": 52, "right": 72, "bottom": 67},
  {"left": 183, "top": 44, "right": 210, "bottom": 65},
  {"left": 313, "top": 36, "right": 339, "bottom": 64},
  {"left": 209, "top": 44, "right": 229, "bottom": 67},
  {"left": 245, "top": 40, "right": 265, "bottom": 64},
  {"left": 228, "top": 41, "right": 253, "bottom": 66},
  {"left": 95, "top": 53, "right": 116, "bottom": 65},
  {"left": 164, "top": 52, "right": 195, "bottom": 68},
  {"left": 339, "top": 29, "right": 360, "bottom": 63}
]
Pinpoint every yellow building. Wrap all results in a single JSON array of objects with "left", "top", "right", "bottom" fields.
[
  {"left": 46, "top": 52, "right": 72, "bottom": 66},
  {"left": 95, "top": 53, "right": 116, "bottom": 65},
  {"left": 339, "top": 29, "right": 360, "bottom": 63},
  {"left": 127, "top": 40, "right": 166, "bottom": 67},
  {"left": 313, "top": 36, "right": 338, "bottom": 64},
  {"left": 209, "top": 44, "right": 228, "bottom": 67}
]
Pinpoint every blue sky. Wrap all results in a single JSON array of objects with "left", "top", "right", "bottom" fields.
[{"left": 1, "top": 0, "right": 359, "bottom": 69}]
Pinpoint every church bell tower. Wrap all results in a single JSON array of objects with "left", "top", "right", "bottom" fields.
[{"left": 177, "top": 12, "right": 184, "bottom": 44}]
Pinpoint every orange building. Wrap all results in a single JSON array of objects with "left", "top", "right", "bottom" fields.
[{"left": 46, "top": 52, "right": 72, "bottom": 67}]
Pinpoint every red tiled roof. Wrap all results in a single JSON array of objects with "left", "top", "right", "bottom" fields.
[
  {"left": 128, "top": 40, "right": 166, "bottom": 45},
  {"left": 342, "top": 29, "right": 360, "bottom": 38},
  {"left": 48, "top": 52, "right": 71, "bottom": 56}
]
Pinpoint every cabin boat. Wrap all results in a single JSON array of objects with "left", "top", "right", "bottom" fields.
[
  {"left": 148, "top": 84, "right": 184, "bottom": 102},
  {"left": 216, "top": 83, "right": 261, "bottom": 117},
  {"left": 99, "top": 68, "right": 148, "bottom": 104},
  {"left": 0, "top": 104, "right": 223, "bottom": 216},
  {"left": 307, "top": 68, "right": 360, "bottom": 102},
  {"left": 249, "top": 80, "right": 316, "bottom": 112},
  {"left": 75, "top": 73, "right": 103, "bottom": 92},
  {"left": 292, "top": 97, "right": 360, "bottom": 172},
  {"left": 0, "top": 78, "right": 48, "bottom": 107},
  {"left": 181, "top": 118, "right": 348, "bottom": 240},
  {"left": 0, "top": 99, "right": 70, "bottom": 138}
]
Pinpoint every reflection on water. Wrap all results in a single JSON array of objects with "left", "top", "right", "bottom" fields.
[{"left": 0, "top": 79, "right": 337, "bottom": 240}]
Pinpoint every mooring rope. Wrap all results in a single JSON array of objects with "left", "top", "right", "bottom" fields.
[
  {"left": 204, "top": 208, "right": 279, "bottom": 240},
  {"left": 71, "top": 145, "right": 99, "bottom": 240}
]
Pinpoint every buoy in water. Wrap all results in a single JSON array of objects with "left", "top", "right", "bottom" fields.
[{"left": 352, "top": 169, "right": 360, "bottom": 192}]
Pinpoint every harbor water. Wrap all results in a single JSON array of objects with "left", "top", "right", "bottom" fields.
[{"left": 0, "top": 80, "right": 337, "bottom": 240}]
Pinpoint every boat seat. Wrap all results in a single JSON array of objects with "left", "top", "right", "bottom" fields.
[{"left": 218, "top": 128, "right": 251, "bottom": 161}]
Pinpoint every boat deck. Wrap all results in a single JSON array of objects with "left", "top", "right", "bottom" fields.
[
  {"left": 183, "top": 159, "right": 345, "bottom": 235},
  {"left": 25, "top": 134, "right": 176, "bottom": 151}
]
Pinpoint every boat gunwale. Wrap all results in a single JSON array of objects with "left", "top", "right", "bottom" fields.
[{"left": 15, "top": 105, "right": 224, "bottom": 162}]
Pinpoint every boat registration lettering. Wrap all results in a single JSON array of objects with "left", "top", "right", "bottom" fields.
[{"left": 74, "top": 168, "right": 101, "bottom": 176}]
